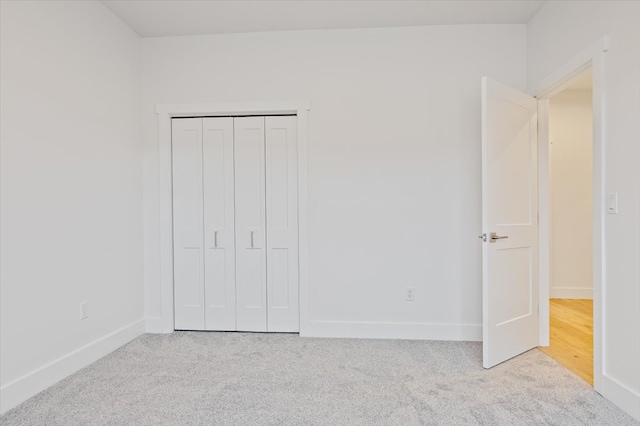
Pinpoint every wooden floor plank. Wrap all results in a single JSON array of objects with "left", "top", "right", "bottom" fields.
[{"left": 539, "top": 299, "right": 593, "bottom": 385}]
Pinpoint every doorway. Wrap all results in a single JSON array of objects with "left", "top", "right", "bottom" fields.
[
  {"left": 153, "top": 101, "right": 310, "bottom": 335},
  {"left": 481, "top": 37, "right": 606, "bottom": 384},
  {"left": 171, "top": 115, "right": 300, "bottom": 333},
  {"left": 538, "top": 69, "right": 594, "bottom": 384}
]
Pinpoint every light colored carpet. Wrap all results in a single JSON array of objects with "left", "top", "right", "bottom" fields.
[{"left": 1, "top": 332, "right": 637, "bottom": 425}]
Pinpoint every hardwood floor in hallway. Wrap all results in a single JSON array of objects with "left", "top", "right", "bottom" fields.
[{"left": 539, "top": 299, "right": 593, "bottom": 385}]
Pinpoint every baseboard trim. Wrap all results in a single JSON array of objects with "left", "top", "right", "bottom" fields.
[
  {"left": 302, "top": 320, "right": 482, "bottom": 341},
  {"left": 550, "top": 287, "right": 593, "bottom": 299},
  {"left": 602, "top": 374, "right": 640, "bottom": 421},
  {"left": 0, "top": 318, "right": 145, "bottom": 415}
]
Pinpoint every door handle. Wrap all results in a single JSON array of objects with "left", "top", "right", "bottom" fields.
[
  {"left": 250, "top": 230, "right": 255, "bottom": 248},
  {"left": 214, "top": 231, "right": 218, "bottom": 248},
  {"left": 479, "top": 232, "right": 509, "bottom": 243},
  {"left": 489, "top": 232, "right": 508, "bottom": 243}
]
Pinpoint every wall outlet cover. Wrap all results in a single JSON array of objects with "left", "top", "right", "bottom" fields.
[
  {"left": 406, "top": 288, "right": 415, "bottom": 301},
  {"left": 80, "top": 301, "right": 89, "bottom": 320}
]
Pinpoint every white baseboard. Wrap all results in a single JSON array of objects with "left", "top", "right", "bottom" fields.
[
  {"left": 550, "top": 287, "right": 593, "bottom": 299},
  {"left": 145, "top": 316, "right": 173, "bottom": 333},
  {"left": 149, "top": 315, "right": 479, "bottom": 341},
  {"left": 602, "top": 374, "right": 640, "bottom": 421},
  {"left": 301, "top": 320, "right": 482, "bottom": 341},
  {"left": 0, "top": 318, "right": 145, "bottom": 415}
]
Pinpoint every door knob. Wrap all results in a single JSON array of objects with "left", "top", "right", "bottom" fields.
[
  {"left": 489, "top": 232, "right": 508, "bottom": 243},
  {"left": 479, "top": 232, "right": 509, "bottom": 243}
]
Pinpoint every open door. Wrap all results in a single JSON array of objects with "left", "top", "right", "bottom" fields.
[{"left": 481, "top": 77, "right": 539, "bottom": 368}]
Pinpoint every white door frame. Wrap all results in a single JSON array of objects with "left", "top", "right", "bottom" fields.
[
  {"left": 155, "top": 101, "right": 311, "bottom": 334},
  {"left": 531, "top": 36, "right": 608, "bottom": 392}
]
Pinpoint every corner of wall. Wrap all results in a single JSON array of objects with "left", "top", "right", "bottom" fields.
[{"left": 0, "top": 318, "right": 145, "bottom": 415}]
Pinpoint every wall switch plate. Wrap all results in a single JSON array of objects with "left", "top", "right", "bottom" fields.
[
  {"left": 405, "top": 287, "right": 415, "bottom": 301},
  {"left": 80, "top": 301, "right": 88, "bottom": 320},
  {"left": 607, "top": 193, "right": 618, "bottom": 214}
]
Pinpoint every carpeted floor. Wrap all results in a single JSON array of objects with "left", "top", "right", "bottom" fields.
[{"left": 1, "top": 332, "right": 637, "bottom": 425}]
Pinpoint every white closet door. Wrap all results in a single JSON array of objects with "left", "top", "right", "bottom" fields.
[
  {"left": 234, "top": 117, "right": 267, "bottom": 332},
  {"left": 172, "top": 118, "right": 205, "bottom": 330},
  {"left": 265, "top": 116, "right": 299, "bottom": 332},
  {"left": 202, "top": 118, "right": 236, "bottom": 330}
]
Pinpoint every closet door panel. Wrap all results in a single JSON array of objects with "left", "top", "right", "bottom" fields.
[
  {"left": 202, "top": 117, "right": 236, "bottom": 330},
  {"left": 234, "top": 117, "right": 267, "bottom": 332},
  {"left": 265, "top": 116, "right": 299, "bottom": 332},
  {"left": 172, "top": 118, "right": 205, "bottom": 330}
]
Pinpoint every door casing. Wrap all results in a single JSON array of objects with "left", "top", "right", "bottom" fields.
[
  {"left": 154, "top": 102, "right": 311, "bottom": 335},
  {"left": 531, "top": 36, "right": 608, "bottom": 393}
]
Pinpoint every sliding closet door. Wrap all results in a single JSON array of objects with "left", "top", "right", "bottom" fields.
[
  {"left": 265, "top": 117, "right": 299, "bottom": 332},
  {"left": 172, "top": 118, "right": 205, "bottom": 330},
  {"left": 234, "top": 117, "right": 267, "bottom": 332},
  {"left": 202, "top": 118, "right": 236, "bottom": 330}
]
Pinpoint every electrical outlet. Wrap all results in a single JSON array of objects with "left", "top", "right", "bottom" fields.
[
  {"left": 405, "top": 287, "right": 415, "bottom": 302},
  {"left": 80, "top": 301, "right": 88, "bottom": 320}
]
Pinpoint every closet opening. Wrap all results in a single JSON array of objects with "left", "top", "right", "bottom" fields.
[{"left": 171, "top": 114, "right": 300, "bottom": 334}]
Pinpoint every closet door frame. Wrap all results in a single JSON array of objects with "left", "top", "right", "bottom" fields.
[{"left": 155, "top": 102, "right": 310, "bottom": 335}]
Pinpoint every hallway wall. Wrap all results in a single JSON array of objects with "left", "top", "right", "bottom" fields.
[{"left": 549, "top": 88, "right": 593, "bottom": 299}]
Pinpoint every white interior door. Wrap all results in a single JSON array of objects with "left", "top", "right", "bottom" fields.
[
  {"left": 202, "top": 117, "right": 236, "bottom": 330},
  {"left": 265, "top": 116, "right": 299, "bottom": 332},
  {"left": 172, "top": 118, "right": 205, "bottom": 330},
  {"left": 481, "top": 77, "right": 539, "bottom": 368},
  {"left": 234, "top": 117, "right": 268, "bottom": 332}
]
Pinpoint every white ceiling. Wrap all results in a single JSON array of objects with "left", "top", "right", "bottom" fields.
[{"left": 101, "top": 0, "right": 545, "bottom": 38}]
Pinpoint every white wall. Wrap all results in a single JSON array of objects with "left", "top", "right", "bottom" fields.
[
  {"left": 528, "top": 1, "right": 640, "bottom": 420},
  {"left": 0, "top": 1, "right": 144, "bottom": 413},
  {"left": 549, "top": 89, "right": 593, "bottom": 300},
  {"left": 142, "top": 25, "right": 526, "bottom": 339}
]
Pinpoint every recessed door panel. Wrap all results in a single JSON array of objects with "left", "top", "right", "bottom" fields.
[
  {"left": 488, "top": 98, "right": 534, "bottom": 226},
  {"left": 234, "top": 117, "right": 267, "bottom": 332},
  {"left": 206, "top": 248, "right": 227, "bottom": 306},
  {"left": 270, "top": 248, "right": 290, "bottom": 308},
  {"left": 265, "top": 116, "right": 299, "bottom": 332},
  {"left": 203, "top": 118, "right": 236, "bottom": 331},
  {"left": 492, "top": 246, "right": 533, "bottom": 325},
  {"left": 172, "top": 118, "right": 205, "bottom": 331},
  {"left": 244, "top": 248, "right": 264, "bottom": 307}
]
